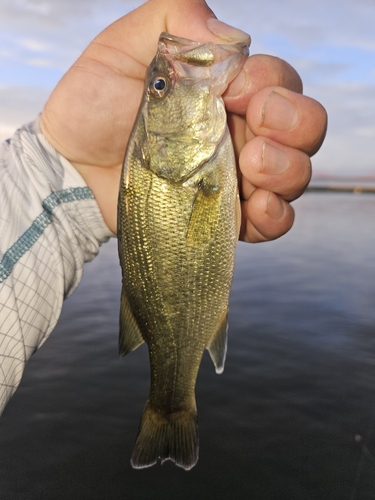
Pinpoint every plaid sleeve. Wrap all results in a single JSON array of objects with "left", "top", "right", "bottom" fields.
[{"left": 0, "top": 118, "right": 114, "bottom": 414}]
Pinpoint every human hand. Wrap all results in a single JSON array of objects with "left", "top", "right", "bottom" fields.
[
  {"left": 40, "top": 0, "right": 327, "bottom": 239},
  {"left": 224, "top": 57, "right": 327, "bottom": 241}
]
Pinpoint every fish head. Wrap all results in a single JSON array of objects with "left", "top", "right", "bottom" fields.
[{"left": 140, "top": 32, "right": 249, "bottom": 183}]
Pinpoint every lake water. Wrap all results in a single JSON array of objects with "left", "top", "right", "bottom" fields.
[{"left": 1, "top": 192, "right": 375, "bottom": 500}]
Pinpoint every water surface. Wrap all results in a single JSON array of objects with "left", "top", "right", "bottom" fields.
[{"left": 1, "top": 192, "right": 374, "bottom": 499}]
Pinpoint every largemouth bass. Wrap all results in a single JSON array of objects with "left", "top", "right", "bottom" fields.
[{"left": 118, "top": 32, "right": 249, "bottom": 470}]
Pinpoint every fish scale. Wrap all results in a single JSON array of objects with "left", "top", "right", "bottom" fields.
[{"left": 118, "top": 32, "right": 249, "bottom": 470}]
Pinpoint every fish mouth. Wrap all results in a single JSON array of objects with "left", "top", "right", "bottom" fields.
[{"left": 157, "top": 32, "right": 250, "bottom": 97}]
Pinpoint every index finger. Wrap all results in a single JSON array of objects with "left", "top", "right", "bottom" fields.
[
  {"left": 224, "top": 54, "right": 303, "bottom": 114},
  {"left": 223, "top": 54, "right": 327, "bottom": 157}
]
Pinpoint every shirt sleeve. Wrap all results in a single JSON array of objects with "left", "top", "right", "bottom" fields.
[{"left": 0, "top": 117, "right": 114, "bottom": 414}]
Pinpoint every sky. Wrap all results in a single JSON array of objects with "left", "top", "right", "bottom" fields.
[{"left": 0, "top": 0, "right": 374, "bottom": 177}]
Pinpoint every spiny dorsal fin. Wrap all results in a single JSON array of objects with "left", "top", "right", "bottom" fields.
[
  {"left": 207, "top": 312, "right": 228, "bottom": 374},
  {"left": 119, "top": 287, "right": 144, "bottom": 356}
]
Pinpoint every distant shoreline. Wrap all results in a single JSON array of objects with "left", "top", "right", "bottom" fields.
[{"left": 307, "top": 185, "right": 375, "bottom": 193}]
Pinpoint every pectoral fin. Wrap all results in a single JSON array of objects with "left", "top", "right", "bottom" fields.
[
  {"left": 186, "top": 190, "right": 220, "bottom": 247},
  {"left": 119, "top": 287, "right": 144, "bottom": 356},
  {"left": 207, "top": 312, "right": 228, "bottom": 374}
]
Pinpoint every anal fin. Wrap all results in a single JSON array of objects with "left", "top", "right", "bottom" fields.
[
  {"left": 235, "top": 190, "right": 241, "bottom": 239},
  {"left": 207, "top": 312, "right": 228, "bottom": 374},
  {"left": 119, "top": 287, "right": 144, "bottom": 356}
]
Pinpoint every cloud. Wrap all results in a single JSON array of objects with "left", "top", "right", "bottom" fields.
[
  {"left": 355, "top": 127, "right": 375, "bottom": 138},
  {"left": 0, "top": 0, "right": 374, "bottom": 176},
  {"left": 306, "top": 82, "right": 375, "bottom": 175},
  {"left": 18, "top": 38, "right": 50, "bottom": 52},
  {"left": 0, "top": 0, "right": 142, "bottom": 31},
  {"left": 211, "top": 0, "right": 375, "bottom": 49},
  {"left": 295, "top": 59, "right": 351, "bottom": 78},
  {"left": 26, "top": 58, "right": 55, "bottom": 67},
  {"left": 0, "top": 84, "right": 51, "bottom": 141},
  {"left": 0, "top": 1, "right": 144, "bottom": 83}
]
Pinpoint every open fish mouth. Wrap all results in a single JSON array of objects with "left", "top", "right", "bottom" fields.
[{"left": 157, "top": 32, "right": 249, "bottom": 97}]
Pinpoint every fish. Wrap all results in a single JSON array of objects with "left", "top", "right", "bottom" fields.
[{"left": 117, "top": 32, "right": 249, "bottom": 470}]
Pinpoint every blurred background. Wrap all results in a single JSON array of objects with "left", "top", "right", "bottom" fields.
[
  {"left": 1, "top": 2, "right": 375, "bottom": 499},
  {"left": 0, "top": 0, "right": 374, "bottom": 177}
]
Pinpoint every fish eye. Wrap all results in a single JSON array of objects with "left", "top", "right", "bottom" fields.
[{"left": 150, "top": 76, "right": 169, "bottom": 98}]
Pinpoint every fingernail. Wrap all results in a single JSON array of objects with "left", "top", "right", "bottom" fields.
[
  {"left": 206, "top": 18, "right": 251, "bottom": 44},
  {"left": 266, "top": 192, "right": 284, "bottom": 220},
  {"left": 262, "top": 91, "right": 298, "bottom": 131},
  {"left": 262, "top": 143, "right": 289, "bottom": 175},
  {"left": 225, "top": 69, "right": 247, "bottom": 98}
]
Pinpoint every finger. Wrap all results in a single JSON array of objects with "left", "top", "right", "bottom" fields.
[
  {"left": 239, "top": 135, "right": 312, "bottom": 202},
  {"left": 166, "top": 0, "right": 250, "bottom": 46},
  {"left": 224, "top": 54, "right": 303, "bottom": 115},
  {"left": 93, "top": 0, "right": 250, "bottom": 71},
  {"left": 246, "top": 86, "right": 328, "bottom": 156},
  {"left": 240, "top": 190, "right": 295, "bottom": 243},
  {"left": 41, "top": 0, "right": 251, "bottom": 166}
]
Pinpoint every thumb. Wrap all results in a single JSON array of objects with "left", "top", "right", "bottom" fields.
[
  {"left": 94, "top": 0, "right": 250, "bottom": 68},
  {"left": 164, "top": 0, "right": 250, "bottom": 45}
]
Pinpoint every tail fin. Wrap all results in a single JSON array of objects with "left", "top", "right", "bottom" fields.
[{"left": 131, "top": 401, "right": 199, "bottom": 470}]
